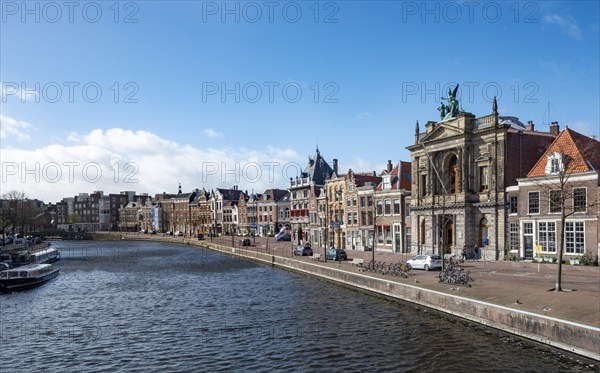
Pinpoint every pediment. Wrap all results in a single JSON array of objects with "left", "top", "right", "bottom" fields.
[{"left": 421, "top": 123, "right": 463, "bottom": 143}]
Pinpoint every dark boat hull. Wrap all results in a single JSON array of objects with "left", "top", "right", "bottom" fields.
[{"left": 0, "top": 268, "right": 59, "bottom": 293}]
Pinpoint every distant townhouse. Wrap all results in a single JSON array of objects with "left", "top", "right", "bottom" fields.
[
  {"left": 256, "top": 189, "right": 289, "bottom": 236},
  {"left": 325, "top": 167, "right": 346, "bottom": 249},
  {"left": 508, "top": 127, "right": 600, "bottom": 260},
  {"left": 211, "top": 187, "right": 243, "bottom": 236},
  {"left": 373, "top": 161, "right": 411, "bottom": 254},
  {"left": 290, "top": 148, "right": 335, "bottom": 245},
  {"left": 345, "top": 169, "right": 382, "bottom": 251},
  {"left": 189, "top": 188, "right": 210, "bottom": 236},
  {"left": 356, "top": 183, "right": 376, "bottom": 251}
]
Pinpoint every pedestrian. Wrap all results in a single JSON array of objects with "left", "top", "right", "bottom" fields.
[
  {"left": 461, "top": 247, "right": 467, "bottom": 262},
  {"left": 473, "top": 246, "right": 480, "bottom": 261}
]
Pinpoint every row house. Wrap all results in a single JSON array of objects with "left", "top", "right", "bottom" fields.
[
  {"left": 345, "top": 169, "right": 382, "bottom": 251},
  {"left": 325, "top": 168, "right": 346, "bottom": 248},
  {"left": 374, "top": 161, "right": 412, "bottom": 253},
  {"left": 211, "top": 187, "right": 243, "bottom": 236},
  {"left": 290, "top": 148, "right": 335, "bottom": 245},
  {"left": 407, "top": 98, "right": 557, "bottom": 259},
  {"left": 356, "top": 183, "right": 376, "bottom": 251},
  {"left": 236, "top": 191, "right": 250, "bottom": 236},
  {"left": 256, "top": 189, "right": 290, "bottom": 236},
  {"left": 119, "top": 201, "right": 143, "bottom": 231},
  {"left": 171, "top": 187, "right": 197, "bottom": 235},
  {"left": 110, "top": 191, "right": 136, "bottom": 230},
  {"left": 189, "top": 189, "right": 211, "bottom": 236},
  {"left": 139, "top": 200, "right": 167, "bottom": 232},
  {"left": 236, "top": 191, "right": 265, "bottom": 237},
  {"left": 507, "top": 127, "right": 600, "bottom": 260},
  {"left": 222, "top": 200, "right": 238, "bottom": 235}
]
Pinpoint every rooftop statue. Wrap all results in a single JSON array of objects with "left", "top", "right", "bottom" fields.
[{"left": 439, "top": 84, "right": 460, "bottom": 121}]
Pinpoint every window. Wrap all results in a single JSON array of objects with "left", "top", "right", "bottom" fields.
[
  {"left": 550, "top": 158, "right": 560, "bottom": 173},
  {"left": 405, "top": 202, "right": 410, "bottom": 217},
  {"left": 420, "top": 174, "right": 427, "bottom": 197},
  {"left": 383, "top": 176, "right": 391, "bottom": 190},
  {"left": 361, "top": 211, "right": 366, "bottom": 226},
  {"left": 367, "top": 196, "right": 373, "bottom": 207},
  {"left": 385, "top": 226, "right": 392, "bottom": 245},
  {"left": 347, "top": 213, "right": 352, "bottom": 225},
  {"left": 509, "top": 196, "right": 518, "bottom": 214},
  {"left": 377, "top": 226, "right": 384, "bottom": 244},
  {"left": 384, "top": 200, "right": 391, "bottom": 215},
  {"left": 479, "top": 166, "right": 489, "bottom": 192},
  {"left": 393, "top": 199, "right": 400, "bottom": 214},
  {"left": 376, "top": 201, "right": 383, "bottom": 215},
  {"left": 509, "top": 223, "right": 519, "bottom": 251},
  {"left": 573, "top": 188, "right": 586, "bottom": 212},
  {"left": 448, "top": 156, "right": 458, "bottom": 193},
  {"left": 565, "top": 222, "right": 584, "bottom": 254},
  {"left": 538, "top": 222, "right": 556, "bottom": 253},
  {"left": 347, "top": 198, "right": 351, "bottom": 207},
  {"left": 405, "top": 228, "right": 411, "bottom": 252},
  {"left": 353, "top": 212, "right": 358, "bottom": 225},
  {"left": 367, "top": 212, "right": 373, "bottom": 226},
  {"left": 549, "top": 190, "right": 561, "bottom": 213},
  {"left": 352, "top": 198, "right": 357, "bottom": 206},
  {"left": 360, "top": 197, "right": 366, "bottom": 207},
  {"left": 528, "top": 192, "right": 540, "bottom": 214}
]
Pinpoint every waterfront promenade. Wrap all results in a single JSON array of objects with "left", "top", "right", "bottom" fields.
[{"left": 96, "top": 232, "right": 600, "bottom": 359}]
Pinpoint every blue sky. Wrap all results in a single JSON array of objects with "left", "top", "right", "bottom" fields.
[{"left": 1, "top": 1, "right": 599, "bottom": 202}]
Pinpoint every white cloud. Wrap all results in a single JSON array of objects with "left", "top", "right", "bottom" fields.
[
  {"left": 0, "top": 123, "right": 304, "bottom": 203},
  {"left": 0, "top": 115, "right": 32, "bottom": 141},
  {"left": 203, "top": 128, "right": 224, "bottom": 138},
  {"left": 543, "top": 14, "right": 582, "bottom": 41}
]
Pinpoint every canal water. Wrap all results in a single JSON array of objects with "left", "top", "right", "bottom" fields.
[{"left": 1, "top": 241, "right": 595, "bottom": 372}]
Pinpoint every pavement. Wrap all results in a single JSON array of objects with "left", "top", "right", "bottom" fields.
[{"left": 103, "top": 232, "right": 600, "bottom": 328}]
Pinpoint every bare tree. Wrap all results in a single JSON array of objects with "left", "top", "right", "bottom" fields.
[
  {"left": 0, "top": 190, "right": 27, "bottom": 235},
  {"left": 527, "top": 131, "right": 600, "bottom": 292}
]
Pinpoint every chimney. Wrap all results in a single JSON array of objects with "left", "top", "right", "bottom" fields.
[
  {"left": 387, "top": 160, "right": 393, "bottom": 173},
  {"left": 372, "top": 171, "right": 377, "bottom": 177},
  {"left": 526, "top": 120, "right": 535, "bottom": 131},
  {"left": 333, "top": 159, "right": 338, "bottom": 174},
  {"left": 549, "top": 121, "right": 560, "bottom": 135}
]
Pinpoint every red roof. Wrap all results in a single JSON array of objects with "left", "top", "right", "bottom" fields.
[
  {"left": 527, "top": 128, "right": 600, "bottom": 177},
  {"left": 376, "top": 161, "right": 412, "bottom": 191}
]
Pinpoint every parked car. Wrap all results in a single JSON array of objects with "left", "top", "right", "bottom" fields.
[
  {"left": 197, "top": 233, "right": 204, "bottom": 240},
  {"left": 275, "top": 232, "right": 291, "bottom": 241},
  {"left": 326, "top": 247, "right": 347, "bottom": 261},
  {"left": 239, "top": 238, "right": 251, "bottom": 246},
  {"left": 165, "top": 231, "right": 173, "bottom": 236},
  {"left": 407, "top": 255, "right": 442, "bottom": 271},
  {"left": 174, "top": 231, "right": 184, "bottom": 236},
  {"left": 294, "top": 245, "right": 313, "bottom": 256}
]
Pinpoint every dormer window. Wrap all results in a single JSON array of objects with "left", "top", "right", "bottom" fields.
[
  {"left": 382, "top": 175, "right": 391, "bottom": 190},
  {"left": 545, "top": 152, "right": 564, "bottom": 175}
]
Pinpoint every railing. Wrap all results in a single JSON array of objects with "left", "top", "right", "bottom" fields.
[{"left": 472, "top": 114, "right": 495, "bottom": 128}]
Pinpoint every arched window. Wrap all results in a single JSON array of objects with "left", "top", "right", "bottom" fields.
[
  {"left": 448, "top": 155, "right": 458, "bottom": 193},
  {"left": 479, "top": 218, "right": 489, "bottom": 247}
]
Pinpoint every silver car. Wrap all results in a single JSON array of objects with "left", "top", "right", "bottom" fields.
[{"left": 407, "top": 255, "right": 442, "bottom": 271}]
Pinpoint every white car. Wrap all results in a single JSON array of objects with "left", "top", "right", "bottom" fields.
[{"left": 407, "top": 255, "right": 442, "bottom": 271}]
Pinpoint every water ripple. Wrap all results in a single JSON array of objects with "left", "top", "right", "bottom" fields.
[{"left": 1, "top": 241, "right": 596, "bottom": 373}]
